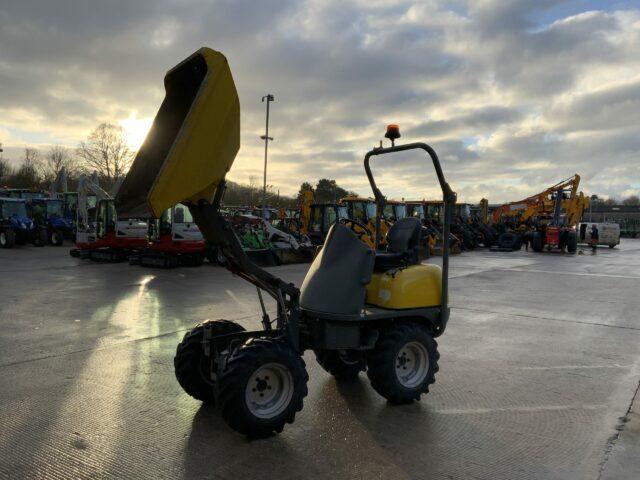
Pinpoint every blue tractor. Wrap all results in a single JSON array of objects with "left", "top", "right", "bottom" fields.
[
  {"left": 0, "top": 188, "right": 45, "bottom": 202},
  {"left": 0, "top": 197, "right": 41, "bottom": 248},
  {"left": 28, "top": 198, "right": 75, "bottom": 246}
]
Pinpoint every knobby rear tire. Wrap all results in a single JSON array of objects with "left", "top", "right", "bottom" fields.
[
  {"left": 314, "top": 349, "right": 366, "bottom": 380},
  {"left": 174, "top": 320, "right": 246, "bottom": 404}
]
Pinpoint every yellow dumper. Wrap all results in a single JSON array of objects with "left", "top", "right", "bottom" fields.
[{"left": 116, "top": 48, "right": 456, "bottom": 438}]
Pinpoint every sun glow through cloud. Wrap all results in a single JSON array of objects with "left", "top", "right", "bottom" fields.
[{"left": 120, "top": 112, "right": 152, "bottom": 150}]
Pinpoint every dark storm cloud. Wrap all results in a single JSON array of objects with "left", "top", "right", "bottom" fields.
[
  {"left": 407, "top": 106, "right": 525, "bottom": 137},
  {"left": 0, "top": 0, "right": 638, "bottom": 201},
  {"left": 549, "top": 80, "right": 640, "bottom": 133}
]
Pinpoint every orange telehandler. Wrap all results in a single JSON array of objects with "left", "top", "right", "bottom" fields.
[{"left": 491, "top": 174, "right": 589, "bottom": 253}]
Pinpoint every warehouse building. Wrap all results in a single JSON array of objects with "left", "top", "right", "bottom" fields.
[{"left": 586, "top": 204, "right": 640, "bottom": 237}]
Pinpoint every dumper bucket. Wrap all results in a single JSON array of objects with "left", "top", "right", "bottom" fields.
[{"left": 115, "top": 47, "right": 240, "bottom": 219}]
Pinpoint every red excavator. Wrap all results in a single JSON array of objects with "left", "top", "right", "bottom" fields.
[
  {"left": 131, "top": 203, "right": 206, "bottom": 268},
  {"left": 70, "top": 174, "right": 148, "bottom": 261}
]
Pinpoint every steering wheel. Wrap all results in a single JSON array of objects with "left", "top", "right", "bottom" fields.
[{"left": 338, "top": 218, "right": 372, "bottom": 239}]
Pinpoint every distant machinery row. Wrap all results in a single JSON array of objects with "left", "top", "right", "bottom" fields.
[{"left": 2, "top": 166, "right": 623, "bottom": 259}]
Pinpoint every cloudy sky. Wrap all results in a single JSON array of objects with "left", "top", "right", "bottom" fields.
[{"left": 1, "top": 0, "right": 639, "bottom": 202}]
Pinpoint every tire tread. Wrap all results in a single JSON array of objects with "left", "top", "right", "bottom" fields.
[
  {"left": 314, "top": 349, "right": 366, "bottom": 380},
  {"left": 218, "top": 338, "right": 308, "bottom": 438},
  {"left": 366, "top": 322, "right": 438, "bottom": 404},
  {"left": 174, "top": 320, "right": 245, "bottom": 404}
]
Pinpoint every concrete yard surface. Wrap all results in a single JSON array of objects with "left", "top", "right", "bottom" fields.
[{"left": 1, "top": 240, "right": 640, "bottom": 479}]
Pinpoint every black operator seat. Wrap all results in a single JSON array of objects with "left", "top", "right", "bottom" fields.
[
  {"left": 374, "top": 217, "right": 422, "bottom": 272},
  {"left": 300, "top": 224, "right": 375, "bottom": 316}
]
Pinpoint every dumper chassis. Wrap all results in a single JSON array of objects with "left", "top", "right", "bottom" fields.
[{"left": 174, "top": 142, "right": 454, "bottom": 437}]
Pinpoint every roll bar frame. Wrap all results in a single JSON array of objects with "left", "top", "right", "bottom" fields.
[{"left": 364, "top": 142, "right": 456, "bottom": 325}]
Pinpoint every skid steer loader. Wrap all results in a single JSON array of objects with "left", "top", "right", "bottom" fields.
[{"left": 115, "top": 48, "right": 455, "bottom": 438}]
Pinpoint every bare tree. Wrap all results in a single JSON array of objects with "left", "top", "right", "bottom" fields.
[
  {"left": 77, "top": 123, "right": 132, "bottom": 185},
  {"left": 41, "top": 145, "right": 77, "bottom": 184},
  {"left": 24, "top": 147, "right": 39, "bottom": 167},
  {"left": 623, "top": 195, "right": 640, "bottom": 206},
  {"left": 0, "top": 158, "right": 12, "bottom": 182},
  {"left": 248, "top": 175, "right": 258, "bottom": 205},
  {"left": 11, "top": 147, "right": 41, "bottom": 187}
]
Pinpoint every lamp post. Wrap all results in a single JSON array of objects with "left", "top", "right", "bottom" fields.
[{"left": 261, "top": 94, "right": 274, "bottom": 219}]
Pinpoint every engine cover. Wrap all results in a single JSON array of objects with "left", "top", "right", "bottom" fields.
[{"left": 366, "top": 264, "right": 442, "bottom": 309}]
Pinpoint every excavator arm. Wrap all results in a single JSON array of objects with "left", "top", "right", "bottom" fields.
[
  {"left": 297, "top": 190, "right": 314, "bottom": 235},
  {"left": 76, "top": 174, "right": 112, "bottom": 232},
  {"left": 491, "top": 174, "right": 584, "bottom": 226},
  {"left": 49, "top": 167, "right": 68, "bottom": 198}
]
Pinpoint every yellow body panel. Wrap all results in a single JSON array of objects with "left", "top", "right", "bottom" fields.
[
  {"left": 116, "top": 47, "right": 240, "bottom": 219},
  {"left": 366, "top": 264, "right": 442, "bottom": 309}
]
